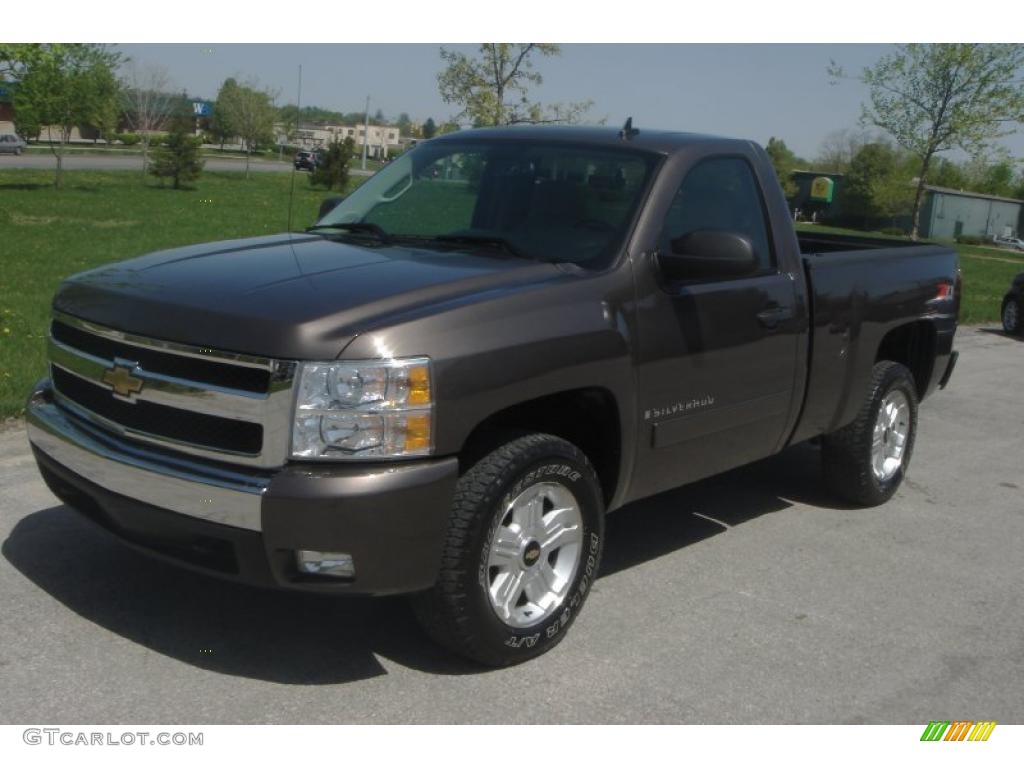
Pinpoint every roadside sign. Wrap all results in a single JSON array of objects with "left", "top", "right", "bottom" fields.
[{"left": 810, "top": 176, "right": 835, "bottom": 203}]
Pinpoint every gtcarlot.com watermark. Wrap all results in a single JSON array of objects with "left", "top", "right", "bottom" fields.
[{"left": 23, "top": 728, "right": 203, "bottom": 746}]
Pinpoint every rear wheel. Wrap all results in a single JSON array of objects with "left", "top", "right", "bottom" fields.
[
  {"left": 1003, "top": 298, "right": 1022, "bottom": 335},
  {"left": 822, "top": 361, "right": 918, "bottom": 506},
  {"left": 413, "top": 433, "right": 604, "bottom": 666}
]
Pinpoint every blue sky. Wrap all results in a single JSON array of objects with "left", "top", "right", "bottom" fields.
[{"left": 115, "top": 43, "right": 1024, "bottom": 162}]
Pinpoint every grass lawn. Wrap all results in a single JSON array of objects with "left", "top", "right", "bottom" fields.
[{"left": 0, "top": 169, "right": 365, "bottom": 419}]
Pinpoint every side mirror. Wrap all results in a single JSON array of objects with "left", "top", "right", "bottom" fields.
[
  {"left": 318, "top": 196, "right": 345, "bottom": 219},
  {"left": 660, "top": 230, "right": 758, "bottom": 282}
]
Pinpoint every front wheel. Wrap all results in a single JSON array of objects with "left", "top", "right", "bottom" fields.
[
  {"left": 413, "top": 433, "right": 605, "bottom": 666},
  {"left": 1003, "top": 298, "right": 1022, "bottom": 335},
  {"left": 822, "top": 361, "right": 919, "bottom": 506}
]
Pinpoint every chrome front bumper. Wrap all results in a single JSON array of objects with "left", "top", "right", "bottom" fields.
[
  {"left": 26, "top": 379, "right": 270, "bottom": 531},
  {"left": 26, "top": 376, "right": 460, "bottom": 595}
]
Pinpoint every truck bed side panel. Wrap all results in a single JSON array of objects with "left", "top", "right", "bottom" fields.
[{"left": 789, "top": 245, "right": 958, "bottom": 444}]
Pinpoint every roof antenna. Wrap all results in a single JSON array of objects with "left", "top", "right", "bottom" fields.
[{"left": 619, "top": 116, "right": 639, "bottom": 140}]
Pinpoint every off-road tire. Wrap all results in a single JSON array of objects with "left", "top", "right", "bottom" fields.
[
  {"left": 413, "top": 433, "right": 605, "bottom": 666},
  {"left": 822, "top": 361, "right": 918, "bottom": 507},
  {"left": 1002, "top": 297, "right": 1022, "bottom": 335}
]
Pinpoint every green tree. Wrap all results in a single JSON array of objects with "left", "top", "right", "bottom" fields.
[
  {"left": 815, "top": 128, "right": 873, "bottom": 173},
  {"left": 209, "top": 77, "right": 240, "bottom": 149},
  {"left": 310, "top": 136, "right": 355, "bottom": 192},
  {"left": 12, "top": 90, "right": 42, "bottom": 143},
  {"left": 3, "top": 44, "right": 121, "bottom": 188},
  {"left": 843, "top": 142, "right": 915, "bottom": 227},
  {"left": 218, "top": 80, "right": 277, "bottom": 178},
  {"left": 396, "top": 111, "right": 415, "bottom": 137},
  {"left": 830, "top": 44, "right": 1024, "bottom": 239},
  {"left": 1014, "top": 171, "right": 1024, "bottom": 201},
  {"left": 765, "top": 137, "right": 800, "bottom": 197},
  {"left": 438, "top": 44, "right": 592, "bottom": 127},
  {"left": 149, "top": 100, "right": 204, "bottom": 189},
  {"left": 121, "top": 60, "right": 178, "bottom": 178},
  {"left": 422, "top": 117, "right": 437, "bottom": 139},
  {"left": 975, "top": 160, "right": 1017, "bottom": 198},
  {"left": 929, "top": 158, "right": 969, "bottom": 190}
]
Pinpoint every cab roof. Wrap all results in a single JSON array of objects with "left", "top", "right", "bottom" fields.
[{"left": 429, "top": 124, "right": 756, "bottom": 156}]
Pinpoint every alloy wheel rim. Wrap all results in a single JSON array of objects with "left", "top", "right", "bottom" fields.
[
  {"left": 871, "top": 390, "right": 911, "bottom": 482},
  {"left": 485, "top": 482, "right": 584, "bottom": 628}
]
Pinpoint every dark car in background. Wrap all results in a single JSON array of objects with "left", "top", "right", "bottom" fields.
[
  {"left": 293, "top": 149, "right": 318, "bottom": 171},
  {"left": 1002, "top": 272, "right": 1024, "bottom": 335}
]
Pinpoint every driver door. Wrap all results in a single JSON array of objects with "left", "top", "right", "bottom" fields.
[{"left": 630, "top": 155, "right": 801, "bottom": 500}]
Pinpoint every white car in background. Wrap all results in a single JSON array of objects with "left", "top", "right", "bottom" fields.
[
  {"left": 993, "top": 235, "right": 1024, "bottom": 252},
  {"left": 0, "top": 133, "right": 26, "bottom": 154}
]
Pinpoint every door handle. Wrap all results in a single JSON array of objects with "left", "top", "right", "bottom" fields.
[{"left": 757, "top": 305, "right": 793, "bottom": 329}]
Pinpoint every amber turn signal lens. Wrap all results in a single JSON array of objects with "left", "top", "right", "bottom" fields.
[
  {"left": 403, "top": 413, "right": 432, "bottom": 452},
  {"left": 407, "top": 365, "right": 431, "bottom": 406}
]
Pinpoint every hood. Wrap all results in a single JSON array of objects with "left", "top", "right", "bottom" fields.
[{"left": 54, "top": 233, "right": 564, "bottom": 359}]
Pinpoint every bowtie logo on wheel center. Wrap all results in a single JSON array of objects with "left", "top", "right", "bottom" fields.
[{"left": 522, "top": 540, "right": 542, "bottom": 567}]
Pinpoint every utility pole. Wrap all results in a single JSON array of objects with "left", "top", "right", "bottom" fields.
[{"left": 361, "top": 94, "right": 370, "bottom": 171}]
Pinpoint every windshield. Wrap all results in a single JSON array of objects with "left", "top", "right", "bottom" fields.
[{"left": 316, "top": 139, "right": 659, "bottom": 267}]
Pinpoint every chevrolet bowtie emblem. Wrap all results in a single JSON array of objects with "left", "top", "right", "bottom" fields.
[{"left": 101, "top": 364, "right": 144, "bottom": 401}]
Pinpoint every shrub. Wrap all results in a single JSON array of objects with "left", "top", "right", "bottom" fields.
[
  {"left": 116, "top": 133, "right": 141, "bottom": 146},
  {"left": 879, "top": 226, "right": 908, "bottom": 237},
  {"left": 310, "top": 136, "right": 355, "bottom": 192},
  {"left": 149, "top": 110, "right": 204, "bottom": 190},
  {"left": 955, "top": 235, "right": 990, "bottom": 246}
]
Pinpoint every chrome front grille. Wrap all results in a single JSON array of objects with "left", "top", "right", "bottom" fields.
[{"left": 47, "top": 311, "right": 296, "bottom": 468}]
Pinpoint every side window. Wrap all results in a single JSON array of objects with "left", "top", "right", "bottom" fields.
[{"left": 660, "top": 157, "right": 775, "bottom": 275}]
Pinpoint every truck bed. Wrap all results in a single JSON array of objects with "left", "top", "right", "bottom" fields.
[{"left": 787, "top": 231, "right": 959, "bottom": 446}]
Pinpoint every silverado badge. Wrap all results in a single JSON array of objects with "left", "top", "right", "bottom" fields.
[{"left": 101, "top": 363, "right": 144, "bottom": 402}]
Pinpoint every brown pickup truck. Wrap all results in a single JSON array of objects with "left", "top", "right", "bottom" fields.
[{"left": 27, "top": 125, "right": 959, "bottom": 665}]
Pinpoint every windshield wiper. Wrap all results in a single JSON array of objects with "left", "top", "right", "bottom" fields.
[
  {"left": 306, "top": 222, "right": 391, "bottom": 242},
  {"left": 430, "top": 234, "right": 526, "bottom": 258}
]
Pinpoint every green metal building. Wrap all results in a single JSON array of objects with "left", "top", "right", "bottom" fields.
[{"left": 917, "top": 185, "right": 1023, "bottom": 240}]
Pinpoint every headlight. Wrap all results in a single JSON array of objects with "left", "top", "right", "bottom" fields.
[{"left": 291, "top": 357, "right": 433, "bottom": 459}]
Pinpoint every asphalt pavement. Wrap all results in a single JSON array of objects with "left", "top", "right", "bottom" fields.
[{"left": 1, "top": 327, "right": 1021, "bottom": 724}]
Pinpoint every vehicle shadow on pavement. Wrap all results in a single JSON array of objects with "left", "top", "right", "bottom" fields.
[
  {"left": 2, "top": 508, "right": 476, "bottom": 683},
  {"left": 3, "top": 443, "right": 847, "bottom": 682},
  {"left": 978, "top": 327, "right": 1023, "bottom": 342},
  {"left": 602, "top": 442, "right": 855, "bottom": 576}
]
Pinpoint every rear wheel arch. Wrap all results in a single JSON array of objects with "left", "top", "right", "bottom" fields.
[{"left": 875, "top": 320, "right": 937, "bottom": 398}]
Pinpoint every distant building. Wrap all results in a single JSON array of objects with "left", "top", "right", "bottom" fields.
[
  {"left": 282, "top": 123, "right": 401, "bottom": 158},
  {"left": 0, "top": 82, "right": 15, "bottom": 131},
  {"left": 918, "top": 186, "right": 1023, "bottom": 240},
  {"left": 787, "top": 171, "right": 1023, "bottom": 239}
]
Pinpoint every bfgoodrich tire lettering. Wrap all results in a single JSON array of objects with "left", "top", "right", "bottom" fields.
[
  {"left": 413, "top": 433, "right": 605, "bottom": 666},
  {"left": 822, "top": 361, "right": 919, "bottom": 507}
]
